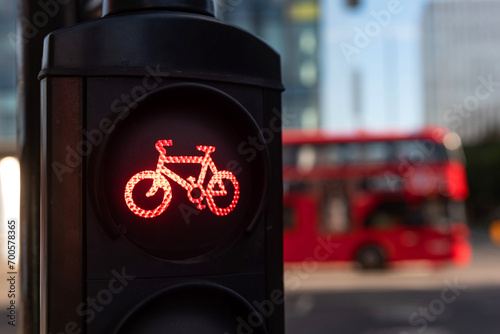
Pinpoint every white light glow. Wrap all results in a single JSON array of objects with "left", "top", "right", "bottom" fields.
[
  {"left": 0, "top": 157, "right": 20, "bottom": 220},
  {"left": 0, "top": 157, "right": 20, "bottom": 265}
]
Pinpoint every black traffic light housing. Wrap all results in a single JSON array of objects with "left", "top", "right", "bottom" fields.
[
  {"left": 102, "top": 0, "right": 216, "bottom": 15},
  {"left": 40, "top": 1, "right": 284, "bottom": 333}
]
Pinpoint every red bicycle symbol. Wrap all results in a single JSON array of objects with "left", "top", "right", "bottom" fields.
[{"left": 124, "top": 140, "right": 240, "bottom": 218}]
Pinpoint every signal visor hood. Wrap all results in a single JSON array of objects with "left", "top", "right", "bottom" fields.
[{"left": 102, "top": 0, "right": 216, "bottom": 17}]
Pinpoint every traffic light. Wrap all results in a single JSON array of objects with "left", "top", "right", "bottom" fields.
[
  {"left": 40, "top": 1, "right": 284, "bottom": 333},
  {"left": 347, "top": 0, "right": 361, "bottom": 8}
]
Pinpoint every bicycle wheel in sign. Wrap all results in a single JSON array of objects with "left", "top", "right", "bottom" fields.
[
  {"left": 124, "top": 171, "right": 172, "bottom": 218},
  {"left": 205, "top": 171, "right": 240, "bottom": 216}
]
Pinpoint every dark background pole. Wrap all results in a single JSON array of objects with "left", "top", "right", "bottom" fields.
[{"left": 16, "top": 1, "right": 87, "bottom": 333}]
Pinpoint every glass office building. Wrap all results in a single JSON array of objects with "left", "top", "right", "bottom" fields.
[
  {"left": 0, "top": 0, "right": 16, "bottom": 153},
  {"left": 0, "top": 0, "right": 320, "bottom": 140},
  {"left": 220, "top": 0, "right": 320, "bottom": 128},
  {"left": 423, "top": 0, "right": 500, "bottom": 144}
]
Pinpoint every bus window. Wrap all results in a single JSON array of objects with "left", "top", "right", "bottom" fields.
[
  {"left": 422, "top": 200, "right": 448, "bottom": 225},
  {"left": 366, "top": 199, "right": 458, "bottom": 230},
  {"left": 365, "top": 202, "right": 409, "bottom": 230},
  {"left": 393, "top": 140, "right": 447, "bottom": 163},
  {"left": 342, "top": 143, "right": 363, "bottom": 163},
  {"left": 324, "top": 144, "right": 343, "bottom": 165},
  {"left": 341, "top": 142, "right": 391, "bottom": 164},
  {"left": 364, "top": 142, "right": 391, "bottom": 163}
]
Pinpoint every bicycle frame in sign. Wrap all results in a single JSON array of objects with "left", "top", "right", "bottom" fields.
[{"left": 124, "top": 139, "right": 240, "bottom": 218}]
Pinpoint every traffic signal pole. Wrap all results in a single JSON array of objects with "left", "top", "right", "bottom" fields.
[{"left": 17, "top": 1, "right": 86, "bottom": 333}]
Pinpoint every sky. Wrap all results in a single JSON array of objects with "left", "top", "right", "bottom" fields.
[{"left": 320, "top": 0, "right": 435, "bottom": 134}]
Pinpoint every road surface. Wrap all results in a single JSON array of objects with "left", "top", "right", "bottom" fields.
[
  {"left": 1, "top": 229, "right": 498, "bottom": 333},
  {"left": 285, "top": 228, "right": 500, "bottom": 333}
]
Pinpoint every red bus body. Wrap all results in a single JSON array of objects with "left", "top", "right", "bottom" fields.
[{"left": 283, "top": 127, "right": 471, "bottom": 268}]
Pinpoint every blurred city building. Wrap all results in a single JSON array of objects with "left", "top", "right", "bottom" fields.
[
  {"left": 0, "top": 1, "right": 17, "bottom": 309},
  {"left": 0, "top": 0, "right": 16, "bottom": 155},
  {"left": 423, "top": 0, "right": 500, "bottom": 144},
  {"left": 220, "top": 0, "right": 320, "bottom": 128}
]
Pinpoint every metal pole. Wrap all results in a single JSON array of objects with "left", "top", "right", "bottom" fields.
[{"left": 17, "top": 1, "right": 78, "bottom": 333}]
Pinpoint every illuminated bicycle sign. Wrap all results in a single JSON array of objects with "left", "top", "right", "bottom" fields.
[
  {"left": 124, "top": 139, "right": 240, "bottom": 218},
  {"left": 91, "top": 83, "right": 268, "bottom": 261}
]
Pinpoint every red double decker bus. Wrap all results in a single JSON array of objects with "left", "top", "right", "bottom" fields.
[{"left": 283, "top": 127, "right": 471, "bottom": 269}]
